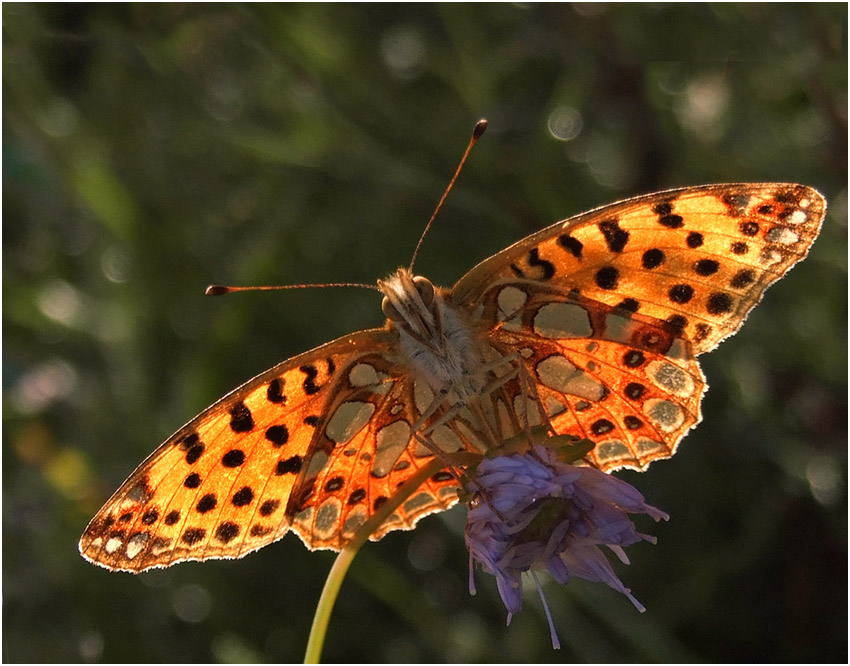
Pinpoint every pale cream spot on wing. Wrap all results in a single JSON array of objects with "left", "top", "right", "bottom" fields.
[
  {"left": 414, "top": 429, "right": 463, "bottom": 457},
  {"left": 372, "top": 420, "right": 411, "bottom": 477},
  {"left": 314, "top": 499, "right": 341, "bottom": 539},
  {"left": 381, "top": 514, "right": 402, "bottom": 529},
  {"left": 497, "top": 286, "right": 527, "bottom": 317},
  {"left": 545, "top": 396, "right": 566, "bottom": 417},
  {"left": 438, "top": 486, "right": 459, "bottom": 501},
  {"left": 536, "top": 355, "right": 606, "bottom": 400},
  {"left": 644, "top": 398, "right": 685, "bottom": 432},
  {"left": 342, "top": 506, "right": 367, "bottom": 540},
  {"left": 647, "top": 360, "right": 696, "bottom": 398},
  {"left": 759, "top": 248, "right": 783, "bottom": 266},
  {"left": 497, "top": 286, "right": 527, "bottom": 331},
  {"left": 788, "top": 209, "right": 808, "bottom": 224},
  {"left": 325, "top": 400, "right": 375, "bottom": 444},
  {"left": 404, "top": 492, "right": 436, "bottom": 514},
  {"left": 293, "top": 506, "right": 314, "bottom": 533},
  {"left": 125, "top": 532, "right": 150, "bottom": 560},
  {"left": 766, "top": 227, "right": 799, "bottom": 245},
  {"left": 105, "top": 537, "right": 122, "bottom": 554},
  {"left": 349, "top": 362, "right": 380, "bottom": 387},
  {"left": 636, "top": 437, "right": 667, "bottom": 455},
  {"left": 429, "top": 424, "right": 463, "bottom": 453},
  {"left": 665, "top": 338, "right": 690, "bottom": 362},
  {"left": 603, "top": 312, "right": 637, "bottom": 344},
  {"left": 533, "top": 302, "right": 593, "bottom": 339},
  {"left": 348, "top": 362, "right": 392, "bottom": 396},
  {"left": 115, "top": 499, "right": 137, "bottom": 514},
  {"left": 413, "top": 380, "right": 434, "bottom": 415},
  {"left": 595, "top": 439, "right": 632, "bottom": 465},
  {"left": 126, "top": 483, "right": 149, "bottom": 503},
  {"left": 306, "top": 450, "right": 330, "bottom": 478}
]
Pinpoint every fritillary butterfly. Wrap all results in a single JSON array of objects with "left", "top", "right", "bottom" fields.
[{"left": 79, "top": 127, "right": 825, "bottom": 573}]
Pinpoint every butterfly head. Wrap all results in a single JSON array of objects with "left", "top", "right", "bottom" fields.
[
  {"left": 379, "top": 267, "right": 486, "bottom": 404},
  {"left": 378, "top": 268, "right": 441, "bottom": 344}
]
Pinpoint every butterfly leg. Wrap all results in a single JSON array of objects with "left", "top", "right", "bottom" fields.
[
  {"left": 460, "top": 352, "right": 536, "bottom": 449},
  {"left": 474, "top": 350, "right": 556, "bottom": 453},
  {"left": 402, "top": 353, "right": 551, "bottom": 493},
  {"left": 514, "top": 357, "right": 558, "bottom": 438},
  {"left": 420, "top": 361, "right": 523, "bottom": 449}
]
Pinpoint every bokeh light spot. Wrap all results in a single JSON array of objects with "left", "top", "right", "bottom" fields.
[{"left": 548, "top": 106, "right": 583, "bottom": 142}]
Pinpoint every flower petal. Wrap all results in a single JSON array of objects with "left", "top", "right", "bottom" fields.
[{"left": 464, "top": 444, "right": 666, "bottom": 644}]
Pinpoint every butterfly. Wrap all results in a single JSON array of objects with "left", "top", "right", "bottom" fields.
[{"left": 79, "top": 127, "right": 825, "bottom": 573}]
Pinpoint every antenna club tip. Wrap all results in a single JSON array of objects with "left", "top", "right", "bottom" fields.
[
  {"left": 205, "top": 284, "right": 229, "bottom": 296},
  {"left": 473, "top": 118, "right": 488, "bottom": 138}
]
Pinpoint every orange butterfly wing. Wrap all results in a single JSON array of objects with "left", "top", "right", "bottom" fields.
[
  {"left": 79, "top": 330, "right": 461, "bottom": 571},
  {"left": 456, "top": 183, "right": 825, "bottom": 353},
  {"left": 473, "top": 281, "right": 705, "bottom": 470},
  {"left": 453, "top": 183, "right": 825, "bottom": 470}
]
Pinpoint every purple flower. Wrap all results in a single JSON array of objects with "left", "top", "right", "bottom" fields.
[{"left": 464, "top": 444, "right": 668, "bottom": 649}]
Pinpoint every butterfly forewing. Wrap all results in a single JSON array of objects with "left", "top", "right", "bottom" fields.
[{"left": 454, "top": 183, "right": 825, "bottom": 355}]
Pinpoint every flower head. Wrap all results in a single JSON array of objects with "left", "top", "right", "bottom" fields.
[{"left": 464, "top": 444, "right": 668, "bottom": 649}]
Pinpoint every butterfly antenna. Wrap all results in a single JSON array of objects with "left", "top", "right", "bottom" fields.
[
  {"left": 206, "top": 282, "right": 380, "bottom": 296},
  {"left": 408, "top": 118, "right": 487, "bottom": 272}
]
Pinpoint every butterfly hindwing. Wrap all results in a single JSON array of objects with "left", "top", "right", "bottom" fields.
[
  {"left": 478, "top": 280, "right": 705, "bottom": 471},
  {"left": 285, "top": 351, "right": 463, "bottom": 550}
]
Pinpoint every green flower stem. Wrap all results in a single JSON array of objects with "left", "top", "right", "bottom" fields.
[{"left": 303, "top": 457, "right": 448, "bottom": 664}]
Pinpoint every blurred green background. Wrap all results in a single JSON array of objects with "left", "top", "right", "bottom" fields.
[{"left": 3, "top": 4, "right": 846, "bottom": 663}]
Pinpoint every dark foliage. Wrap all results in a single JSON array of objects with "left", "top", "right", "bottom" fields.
[{"left": 4, "top": 4, "right": 846, "bottom": 662}]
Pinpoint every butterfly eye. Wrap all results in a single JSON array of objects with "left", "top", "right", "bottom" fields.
[
  {"left": 413, "top": 276, "right": 435, "bottom": 307},
  {"left": 381, "top": 297, "right": 403, "bottom": 322}
]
